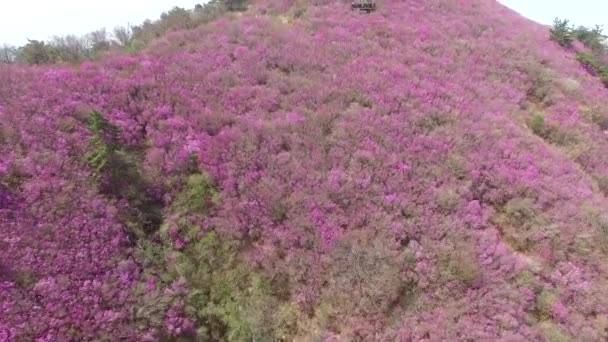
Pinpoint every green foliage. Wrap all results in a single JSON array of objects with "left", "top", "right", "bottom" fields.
[
  {"left": 576, "top": 52, "right": 604, "bottom": 75},
  {"left": 601, "top": 72, "right": 608, "bottom": 88},
  {"left": 10, "top": 3, "right": 230, "bottom": 64},
  {"left": 550, "top": 18, "right": 574, "bottom": 48},
  {"left": 13, "top": 268, "right": 37, "bottom": 289},
  {"left": 529, "top": 113, "right": 546, "bottom": 137},
  {"left": 527, "top": 112, "right": 577, "bottom": 146},
  {"left": 169, "top": 231, "right": 295, "bottom": 341},
  {"left": 130, "top": 1, "right": 232, "bottom": 49},
  {"left": 581, "top": 205, "right": 608, "bottom": 254},
  {"left": 85, "top": 110, "right": 163, "bottom": 239},
  {"left": 493, "top": 197, "right": 552, "bottom": 252},
  {"left": 499, "top": 197, "right": 536, "bottom": 227},
  {"left": 133, "top": 286, "right": 175, "bottom": 328},
  {"left": 539, "top": 322, "right": 571, "bottom": 342},
  {"left": 49, "top": 34, "right": 90, "bottom": 63},
  {"left": 172, "top": 173, "right": 219, "bottom": 214},
  {"left": 534, "top": 289, "right": 572, "bottom": 341},
  {"left": 18, "top": 39, "right": 58, "bottom": 64},
  {"left": 575, "top": 51, "right": 608, "bottom": 89},
  {"left": 86, "top": 110, "right": 120, "bottom": 178},
  {"left": 573, "top": 25, "right": 606, "bottom": 52},
  {"left": 0, "top": 166, "right": 26, "bottom": 190},
  {"left": 534, "top": 289, "right": 558, "bottom": 321}
]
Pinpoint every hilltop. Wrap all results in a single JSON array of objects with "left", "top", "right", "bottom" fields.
[{"left": 3, "top": 0, "right": 608, "bottom": 340}]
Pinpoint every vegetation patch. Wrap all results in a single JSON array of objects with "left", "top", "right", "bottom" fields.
[
  {"left": 525, "top": 64, "right": 555, "bottom": 107},
  {"left": 492, "top": 197, "right": 552, "bottom": 252},
  {"left": 85, "top": 110, "right": 163, "bottom": 240},
  {"left": 438, "top": 238, "right": 481, "bottom": 287},
  {"left": 550, "top": 18, "right": 574, "bottom": 48},
  {"left": 314, "top": 232, "right": 415, "bottom": 333},
  {"left": 134, "top": 229, "right": 297, "bottom": 341},
  {"left": 527, "top": 112, "right": 577, "bottom": 146}
]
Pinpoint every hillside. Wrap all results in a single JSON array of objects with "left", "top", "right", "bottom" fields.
[{"left": 3, "top": 0, "right": 608, "bottom": 340}]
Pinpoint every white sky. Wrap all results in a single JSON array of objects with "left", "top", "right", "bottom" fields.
[
  {"left": 0, "top": 1, "right": 606, "bottom": 46},
  {"left": 498, "top": 0, "right": 608, "bottom": 29},
  {"left": 0, "top": 1, "right": 201, "bottom": 46}
]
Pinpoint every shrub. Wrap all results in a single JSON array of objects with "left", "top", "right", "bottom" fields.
[
  {"left": 167, "top": 231, "right": 295, "bottom": 341},
  {"left": 223, "top": 0, "right": 248, "bottom": 12},
  {"left": 550, "top": 18, "right": 574, "bottom": 48},
  {"left": 573, "top": 25, "right": 606, "bottom": 52},
  {"left": 315, "top": 232, "right": 413, "bottom": 331},
  {"left": 600, "top": 71, "right": 608, "bottom": 88},
  {"left": 17, "top": 39, "right": 58, "bottom": 64},
  {"left": 0, "top": 166, "right": 26, "bottom": 190},
  {"left": 438, "top": 239, "right": 481, "bottom": 287},
  {"left": 437, "top": 188, "right": 460, "bottom": 212},
  {"left": 525, "top": 65, "right": 554, "bottom": 106},
  {"left": 581, "top": 205, "right": 608, "bottom": 253},
  {"left": 527, "top": 112, "right": 577, "bottom": 146},
  {"left": 594, "top": 174, "right": 608, "bottom": 196},
  {"left": 446, "top": 154, "right": 468, "bottom": 180},
  {"left": 539, "top": 321, "right": 570, "bottom": 342},
  {"left": 534, "top": 289, "right": 558, "bottom": 321},
  {"left": 85, "top": 110, "right": 120, "bottom": 178},
  {"left": 575, "top": 52, "right": 608, "bottom": 88},
  {"left": 528, "top": 113, "right": 546, "bottom": 137},
  {"left": 171, "top": 173, "right": 219, "bottom": 214},
  {"left": 492, "top": 197, "right": 551, "bottom": 252},
  {"left": 576, "top": 52, "right": 603, "bottom": 76},
  {"left": 580, "top": 106, "right": 608, "bottom": 129},
  {"left": 415, "top": 111, "right": 455, "bottom": 134}
]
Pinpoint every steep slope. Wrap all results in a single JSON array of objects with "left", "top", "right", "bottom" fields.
[{"left": 3, "top": 0, "right": 608, "bottom": 340}]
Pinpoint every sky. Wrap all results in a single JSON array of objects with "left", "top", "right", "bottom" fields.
[
  {"left": 498, "top": 0, "right": 608, "bottom": 29},
  {"left": 0, "top": 1, "right": 607, "bottom": 46},
  {"left": 0, "top": 0, "right": 201, "bottom": 46}
]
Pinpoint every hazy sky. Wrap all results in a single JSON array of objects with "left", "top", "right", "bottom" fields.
[
  {"left": 498, "top": 0, "right": 607, "bottom": 29},
  {"left": 0, "top": 1, "right": 606, "bottom": 46},
  {"left": 0, "top": 1, "right": 200, "bottom": 46}
]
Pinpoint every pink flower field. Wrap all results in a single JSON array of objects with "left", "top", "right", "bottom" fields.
[{"left": 3, "top": 0, "right": 608, "bottom": 340}]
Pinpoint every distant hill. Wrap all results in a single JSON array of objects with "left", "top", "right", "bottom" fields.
[{"left": 3, "top": 0, "right": 608, "bottom": 340}]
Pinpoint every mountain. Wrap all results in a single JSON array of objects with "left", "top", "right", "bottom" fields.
[{"left": 3, "top": 0, "right": 608, "bottom": 340}]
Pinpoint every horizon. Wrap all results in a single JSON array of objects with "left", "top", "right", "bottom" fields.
[{"left": 0, "top": 1, "right": 607, "bottom": 47}]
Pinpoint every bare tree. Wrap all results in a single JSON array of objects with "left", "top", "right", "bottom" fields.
[
  {"left": 113, "top": 25, "right": 133, "bottom": 47},
  {"left": 88, "top": 28, "right": 110, "bottom": 53},
  {"left": 223, "top": 0, "right": 248, "bottom": 12},
  {"left": 50, "top": 35, "right": 88, "bottom": 63},
  {"left": 0, "top": 44, "right": 17, "bottom": 64}
]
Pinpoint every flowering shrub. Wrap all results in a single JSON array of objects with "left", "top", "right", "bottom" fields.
[{"left": 4, "top": 0, "right": 608, "bottom": 340}]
